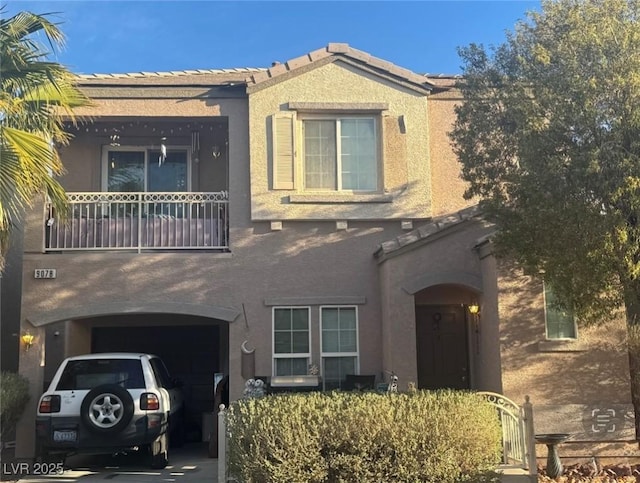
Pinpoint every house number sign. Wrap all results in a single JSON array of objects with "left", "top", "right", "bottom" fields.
[{"left": 34, "top": 269, "right": 57, "bottom": 279}]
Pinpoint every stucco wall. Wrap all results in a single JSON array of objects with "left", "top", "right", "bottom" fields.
[
  {"left": 17, "top": 214, "right": 406, "bottom": 455},
  {"left": 427, "top": 82, "right": 476, "bottom": 217},
  {"left": 248, "top": 60, "right": 431, "bottom": 220},
  {"left": 497, "top": 260, "right": 635, "bottom": 440},
  {"left": 72, "top": 98, "right": 229, "bottom": 118},
  {"left": 376, "top": 219, "right": 497, "bottom": 389}
]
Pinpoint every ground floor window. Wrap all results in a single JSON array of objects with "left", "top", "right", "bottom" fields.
[
  {"left": 321, "top": 306, "right": 359, "bottom": 390},
  {"left": 272, "top": 307, "right": 311, "bottom": 376},
  {"left": 544, "top": 283, "right": 577, "bottom": 339}
]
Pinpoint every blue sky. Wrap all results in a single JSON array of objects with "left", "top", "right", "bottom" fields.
[{"left": 5, "top": 1, "right": 540, "bottom": 75}]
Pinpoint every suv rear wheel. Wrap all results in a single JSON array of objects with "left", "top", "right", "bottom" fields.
[{"left": 80, "top": 384, "right": 134, "bottom": 434}]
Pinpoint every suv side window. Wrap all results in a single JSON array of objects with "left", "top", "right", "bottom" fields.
[
  {"left": 56, "top": 359, "right": 145, "bottom": 390},
  {"left": 149, "top": 358, "right": 173, "bottom": 389}
]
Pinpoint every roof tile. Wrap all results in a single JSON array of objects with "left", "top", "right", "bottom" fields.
[
  {"left": 417, "top": 223, "right": 439, "bottom": 239},
  {"left": 308, "top": 47, "right": 331, "bottom": 61},
  {"left": 366, "top": 57, "right": 395, "bottom": 73},
  {"left": 327, "top": 42, "right": 350, "bottom": 53},
  {"left": 268, "top": 62, "right": 288, "bottom": 77},
  {"left": 388, "top": 64, "right": 415, "bottom": 81},
  {"left": 436, "top": 214, "right": 462, "bottom": 229},
  {"left": 286, "top": 53, "right": 312, "bottom": 70},
  {"left": 251, "top": 71, "right": 269, "bottom": 83},
  {"left": 344, "top": 48, "right": 371, "bottom": 64},
  {"left": 381, "top": 240, "right": 400, "bottom": 252},
  {"left": 397, "top": 232, "right": 420, "bottom": 247},
  {"left": 375, "top": 205, "right": 483, "bottom": 258}
]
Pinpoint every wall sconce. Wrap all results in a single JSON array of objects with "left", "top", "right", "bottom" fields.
[
  {"left": 22, "top": 332, "right": 35, "bottom": 351},
  {"left": 468, "top": 303, "right": 480, "bottom": 315}
]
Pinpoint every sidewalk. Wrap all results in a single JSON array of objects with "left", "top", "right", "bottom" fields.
[{"left": 2, "top": 443, "right": 219, "bottom": 482}]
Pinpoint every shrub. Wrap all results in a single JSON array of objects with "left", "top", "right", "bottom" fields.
[
  {"left": 227, "top": 390, "right": 502, "bottom": 483},
  {"left": 0, "top": 371, "right": 31, "bottom": 442}
]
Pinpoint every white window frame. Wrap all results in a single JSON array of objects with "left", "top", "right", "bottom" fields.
[
  {"left": 101, "top": 145, "right": 192, "bottom": 192},
  {"left": 272, "top": 306, "right": 312, "bottom": 376},
  {"left": 543, "top": 282, "right": 578, "bottom": 340},
  {"left": 299, "top": 115, "right": 379, "bottom": 192},
  {"left": 320, "top": 305, "right": 360, "bottom": 390}
]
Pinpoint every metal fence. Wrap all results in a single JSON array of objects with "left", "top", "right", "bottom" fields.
[
  {"left": 479, "top": 391, "right": 537, "bottom": 476},
  {"left": 44, "top": 191, "right": 229, "bottom": 253}
]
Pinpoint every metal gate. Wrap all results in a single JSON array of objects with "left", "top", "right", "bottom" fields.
[{"left": 478, "top": 392, "right": 537, "bottom": 473}]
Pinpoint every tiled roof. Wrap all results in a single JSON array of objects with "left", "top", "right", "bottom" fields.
[
  {"left": 245, "top": 43, "right": 434, "bottom": 91},
  {"left": 374, "top": 205, "right": 483, "bottom": 259},
  {"left": 77, "top": 67, "right": 266, "bottom": 79},
  {"left": 72, "top": 45, "right": 459, "bottom": 89},
  {"left": 75, "top": 67, "right": 267, "bottom": 86}
]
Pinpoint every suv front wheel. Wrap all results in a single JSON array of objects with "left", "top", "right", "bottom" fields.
[{"left": 80, "top": 384, "right": 134, "bottom": 434}]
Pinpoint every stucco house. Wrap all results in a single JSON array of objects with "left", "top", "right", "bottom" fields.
[{"left": 12, "top": 43, "right": 636, "bottom": 461}]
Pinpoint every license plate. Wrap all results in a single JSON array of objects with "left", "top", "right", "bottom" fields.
[{"left": 53, "top": 430, "right": 77, "bottom": 442}]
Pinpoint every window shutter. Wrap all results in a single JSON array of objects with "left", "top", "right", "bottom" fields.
[{"left": 272, "top": 112, "right": 296, "bottom": 190}]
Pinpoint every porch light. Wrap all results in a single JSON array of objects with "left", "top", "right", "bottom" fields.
[
  {"left": 22, "top": 332, "right": 35, "bottom": 351},
  {"left": 468, "top": 304, "right": 480, "bottom": 315}
]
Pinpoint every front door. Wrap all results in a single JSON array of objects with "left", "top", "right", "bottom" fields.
[{"left": 415, "top": 305, "right": 470, "bottom": 390}]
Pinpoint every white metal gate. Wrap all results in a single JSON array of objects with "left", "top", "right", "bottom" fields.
[{"left": 478, "top": 392, "right": 537, "bottom": 474}]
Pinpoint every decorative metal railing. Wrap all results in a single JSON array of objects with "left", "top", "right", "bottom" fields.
[
  {"left": 44, "top": 192, "right": 229, "bottom": 252},
  {"left": 478, "top": 392, "right": 537, "bottom": 475}
]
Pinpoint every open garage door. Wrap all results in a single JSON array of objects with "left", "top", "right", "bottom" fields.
[{"left": 90, "top": 318, "right": 227, "bottom": 443}]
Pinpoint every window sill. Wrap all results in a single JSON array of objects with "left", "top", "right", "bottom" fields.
[
  {"left": 537, "top": 339, "right": 588, "bottom": 352},
  {"left": 288, "top": 194, "right": 393, "bottom": 204}
]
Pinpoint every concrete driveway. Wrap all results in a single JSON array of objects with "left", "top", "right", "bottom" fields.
[{"left": 16, "top": 443, "right": 218, "bottom": 482}]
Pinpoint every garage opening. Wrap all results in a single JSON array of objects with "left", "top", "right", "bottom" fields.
[{"left": 91, "top": 315, "right": 228, "bottom": 442}]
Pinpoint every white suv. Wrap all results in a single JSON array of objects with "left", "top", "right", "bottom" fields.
[{"left": 35, "top": 353, "right": 184, "bottom": 469}]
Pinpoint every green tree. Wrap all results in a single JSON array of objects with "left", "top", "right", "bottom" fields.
[
  {"left": 0, "top": 9, "right": 89, "bottom": 269},
  {"left": 451, "top": 0, "right": 640, "bottom": 326}
]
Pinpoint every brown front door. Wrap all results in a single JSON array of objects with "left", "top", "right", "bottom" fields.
[{"left": 416, "top": 305, "right": 470, "bottom": 390}]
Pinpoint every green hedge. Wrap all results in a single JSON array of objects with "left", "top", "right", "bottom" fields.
[
  {"left": 0, "top": 371, "right": 30, "bottom": 442},
  {"left": 227, "top": 390, "right": 502, "bottom": 483}
]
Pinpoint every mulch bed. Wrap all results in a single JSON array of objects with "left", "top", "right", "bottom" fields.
[{"left": 538, "top": 463, "right": 640, "bottom": 482}]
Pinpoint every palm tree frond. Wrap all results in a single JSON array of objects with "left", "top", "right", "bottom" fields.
[{"left": 0, "top": 9, "right": 91, "bottom": 267}]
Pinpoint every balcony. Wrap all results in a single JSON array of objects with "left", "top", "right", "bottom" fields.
[{"left": 44, "top": 192, "right": 229, "bottom": 252}]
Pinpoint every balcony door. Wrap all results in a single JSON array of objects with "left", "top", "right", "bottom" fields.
[{"left": 102, "top": 146, "right": 190, "bottom": 192}]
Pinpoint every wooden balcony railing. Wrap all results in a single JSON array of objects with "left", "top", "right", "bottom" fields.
[{"left": 44, "top": 192, "right": 229, "bottom": 252}]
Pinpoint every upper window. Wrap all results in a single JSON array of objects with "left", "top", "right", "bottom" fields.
[
  {"left": 544, "top": 283, "right": 577, "bottom": 339},
  {"left": 273, "top": 307, "right": 311, "bottom": 376},
  {"left": 303, "top": 118, "right": 377, "bottom": 191},
  {"left": 102, "top": 146, "right": 189, "bottom": 192},
  {"left": 320, "top": 306, "right": 359, "bottom": 390}
]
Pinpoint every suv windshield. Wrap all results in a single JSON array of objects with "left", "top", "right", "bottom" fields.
[{"left": 56, "top": 359, "right": 145, "bottom": 390}]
